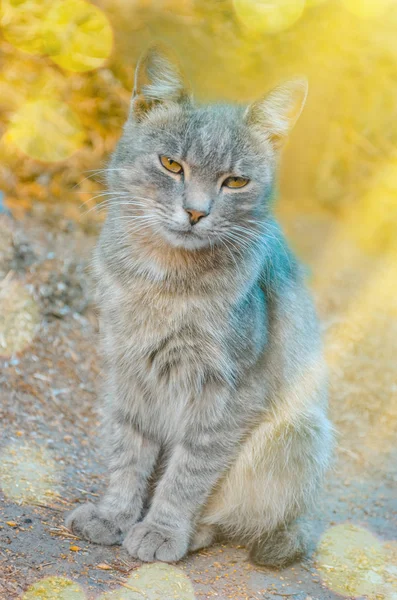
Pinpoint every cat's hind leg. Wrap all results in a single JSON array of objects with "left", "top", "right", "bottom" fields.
[
  {"left": 200, "top": 410, "right": 333, "bottom": 567},
  {"left": 249, "top": 519, "right": 309, "bottom": 568}
]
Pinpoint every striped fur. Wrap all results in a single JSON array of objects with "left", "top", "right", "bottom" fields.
[{"left": 66, "top": 47, "right": 333, "bottom": 566}]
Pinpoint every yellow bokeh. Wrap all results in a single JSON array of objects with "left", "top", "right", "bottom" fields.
[
  {"left": 21, "top": 566, "right": 197, "bottom": 600},
  {"left": 100, "top": 563, "right": 196, "bottom": 600},
  {"left": 306, "top": 0, "right": 327, "bottom": 6},
  {"left": 347, "top": 158, "right": 397, "bottom": 255},
  {"left": 0, "top": 57, "right": 67, "bottom": 115},
  {"left": 233, "top": 0, "right": 306, "bottom": 34},
  {"left": 316, "top": 524, "right": 397, "bottom": 599},
  {"left": 0, "top": 278, "right": 39, "bottom": 356},
  {"left": 343, "top": 0, "right": 394, "bottom": 19},
  {"left": 5, "top": 98, "right": 85, "bottom": 162},
  {"left": 154, "top": 0, "right": 196, "bottom": 17},
  {"left": 0, "top": 0, "right": 112, "bottom": 72},
  {"left": 23, "top": 577, "right": 85, "bottom": 600},
  {"left": 43, "top": 0, "right": 113, "bottom": 72},
  {"left": 0, "top": 442, "right": 60, "bottom": 504},
  {"left": 0, "top": 0, "right": 53, "bottom": 55}
]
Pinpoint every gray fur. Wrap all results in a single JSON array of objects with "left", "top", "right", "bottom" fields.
[{"left": 66, "top": 47, "right": 333, "bottom": 566}]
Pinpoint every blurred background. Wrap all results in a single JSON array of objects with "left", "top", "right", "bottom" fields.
[
  {"left": 0, "top": 2, "right": 396, "bottom": 598},
  {"left": 1, "top": 0, "right": 396, "bottom": 451},
  {"left": 0, "top": 0, "right": 396, "bottom": 233}
]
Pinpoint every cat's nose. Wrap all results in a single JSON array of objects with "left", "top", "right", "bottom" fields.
[{"left": 185, "top": 208, "right": 208, "bottom": 225}]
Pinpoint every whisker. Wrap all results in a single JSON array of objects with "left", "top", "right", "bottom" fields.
[
  {"left": 218, "top": 236, "right": 243, "bottom": 275},
  {"left": 81, "top": 199, "right": 148, "bottom": 217},
  {"left": 113, "top": 214, "right": 160, "bottom": 220},
  {"left": 72, "top": 167, "right": 130, "bottom": 189},
  {"left": 78, "top": 191, "right": 130, "bottom": 209},
  {"left": 84, "top": 167, "right": 132, "bottom": 175}
]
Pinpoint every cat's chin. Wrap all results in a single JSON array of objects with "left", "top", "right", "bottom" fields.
[{"left": 161, "top": 228, "right": 210, "bottom": 251}]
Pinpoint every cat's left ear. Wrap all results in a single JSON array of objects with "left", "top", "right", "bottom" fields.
[
  {"left": 245, "top": 78, "right": 308, "bottom": 149},
  {"left": 130, "top": 45, "right": 190, "bottom": 122}
]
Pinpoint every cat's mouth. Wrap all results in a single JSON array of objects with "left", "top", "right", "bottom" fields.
[{"left": 161, "top": 226, "right": 209, "bottom": 250}]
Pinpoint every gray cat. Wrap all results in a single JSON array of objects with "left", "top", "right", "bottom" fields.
[{"left": 66, "top": 47, "right": 333, "bottom": 567}]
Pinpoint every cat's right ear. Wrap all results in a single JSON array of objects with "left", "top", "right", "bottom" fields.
[
  {"left": 130, "top": 45, "right": 190, "bottom": 122},
  {"left": 245, "top": 78, "right": 308, "bottom": 150}
]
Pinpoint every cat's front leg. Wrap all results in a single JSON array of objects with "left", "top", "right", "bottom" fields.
[
  {"left": 123, "top": 389, "right": 241, "bottom": 562},
  {"left": 66, "top": 408, "right": 160, "bottom": 545}
]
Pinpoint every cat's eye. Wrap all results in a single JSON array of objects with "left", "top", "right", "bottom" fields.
[
  {"left": 160, "top": 155, "right": 183, "bottom": 174},
  {"left": 223, "top": 176, "right": 249, "bottom": 189}
]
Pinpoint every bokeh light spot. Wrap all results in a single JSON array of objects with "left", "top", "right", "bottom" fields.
[
  {"left": 0, "top": 279, "right": 39, "bottom": 357},
  {"left": 100, "top": 563, "right": 196, "bottom": 599},
  {"left": 346, "top": 158, "right": 397, "bottom": 254},
  {"left": 343, "top": 0, "right": 394, "bottom": 19},
  {"left": 0, "top": 56, "right": 67, "bottom": 116},
  {"left": 0, "top": 442, "right": 60, "bottom": 504},
  {"left": 0, "top": 0, "right": 52, "bottom": 55},
  {"left": 5, "top": 99, "right": 85, "bottom": 162},
  {"left": 23, "top": 576, "right": 85, "bottom": 600},
  {"left": 316, "top": 524, "right": 397, "bottom": 599},
  {"left": 44, "top": 0, "right": 113, "bottom": 72},
  {"left": 233, "top": 0, "right": 305, "bottom": 34},
  {"left": 306, "top": 0, "right": 327, "bottom": 6},
  {"left": 0, "top": 0, "right": 112, "bottom": 72}
]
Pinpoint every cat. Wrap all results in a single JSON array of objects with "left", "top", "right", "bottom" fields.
[{"left": 66, "top": 46, "right": 333, "bottom": 567}]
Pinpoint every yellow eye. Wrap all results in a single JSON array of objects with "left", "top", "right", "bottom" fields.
[
  {"left": 223, "top": 176, "right": 249, "bottom": 189},
  {"left": 160, "top": 155, "right": 183, "bottom": 174}
]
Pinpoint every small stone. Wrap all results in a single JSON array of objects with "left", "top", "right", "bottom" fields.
[
  {"left": 97, "top": 563, "right": 112, "bottom": 570},
  {"left": 6, "top": 521, "right": 17, "bottom": 527}
]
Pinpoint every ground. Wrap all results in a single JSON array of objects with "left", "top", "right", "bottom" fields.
[{"left": 0, "top": 209, "right": 396, "bottom": 600}]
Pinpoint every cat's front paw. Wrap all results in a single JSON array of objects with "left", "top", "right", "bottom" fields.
[
  {"left": 65, "top": 502, "right": 124, "bottom": 546},
  {"left": 123, "top": 520, "right": 189, "bottom": 562}
]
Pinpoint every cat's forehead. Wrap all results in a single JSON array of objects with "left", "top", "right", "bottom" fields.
[
  {"left": 149, "top": 104, "right": 253, "bottom": 172},
  {"left": 182, "top": 106, "right": 245, "bottom": 169}
]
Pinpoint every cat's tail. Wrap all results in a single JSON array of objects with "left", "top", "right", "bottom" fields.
[{"left": 248, "top": 518, "right": 310, "bottom": 568}]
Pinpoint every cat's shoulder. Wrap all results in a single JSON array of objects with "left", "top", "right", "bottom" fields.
[{"left": 260, "top": 220, "right": 303, "bottom": 294}]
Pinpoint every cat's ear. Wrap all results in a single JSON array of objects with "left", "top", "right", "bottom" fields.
[
  {"left": 245, "top": 78, "right": 308, "bottom": 149},
  {"left": 130, "top": 45, "right": 190, "bottom": 121}
]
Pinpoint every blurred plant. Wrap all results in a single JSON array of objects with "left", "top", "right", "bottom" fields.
[
  {"left": 5, "top": 99, "right": 85, "bottom": 163},
  {"left": 1, "top": 0, "right": 112, "bottom": 71}
]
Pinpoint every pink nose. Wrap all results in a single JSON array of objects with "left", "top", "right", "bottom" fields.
[{"left": 185, "top": 208, "right": 208, "bottom": 225}]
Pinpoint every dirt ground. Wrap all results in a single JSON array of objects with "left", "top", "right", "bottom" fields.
[{"left": 0, "top": 208, "right": 396, "bottom": 600}]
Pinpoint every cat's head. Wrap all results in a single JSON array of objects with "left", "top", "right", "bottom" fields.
[{"left": 108, "top": 46, "right": 307, "bottom": 252}]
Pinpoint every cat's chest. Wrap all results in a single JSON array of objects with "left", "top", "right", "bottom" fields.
[{"left": 124, "top": 288, "right": 230, "bottom": 388}]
